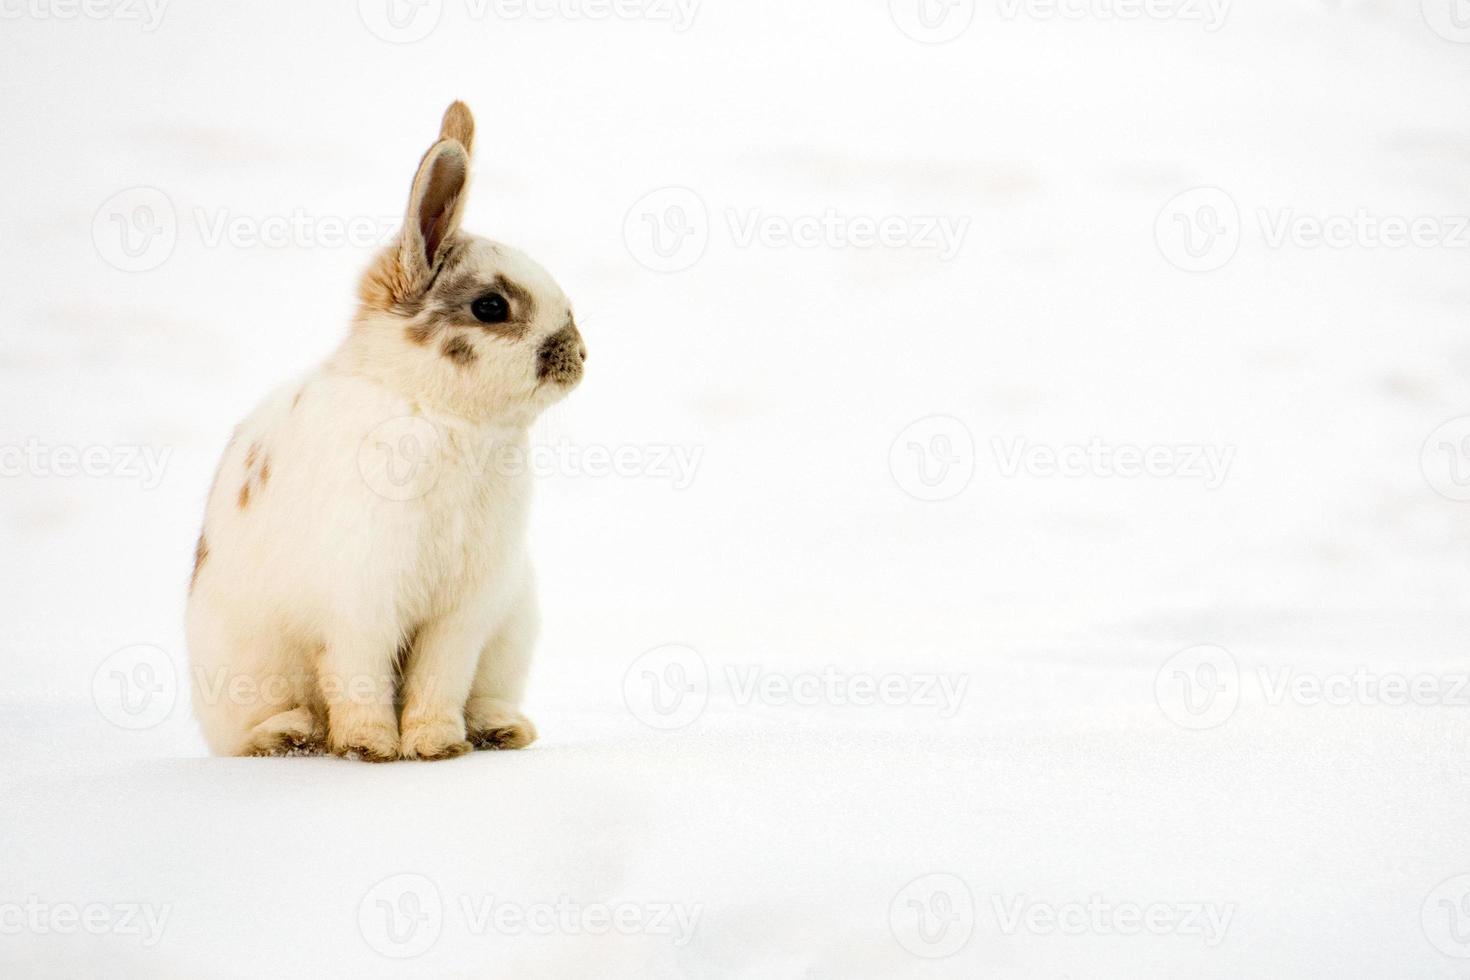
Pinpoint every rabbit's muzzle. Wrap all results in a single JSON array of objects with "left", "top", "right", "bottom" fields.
[{"left": 537, "top": 321, "right": 587, "bottom": 386}]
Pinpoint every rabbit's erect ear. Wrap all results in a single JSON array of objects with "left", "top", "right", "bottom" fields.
[
  {"left": 397, "top": 135, "right": 470, "bottom": 289},
  {"left": 439, "top": 100, "right": 475, "bottom": 154}
]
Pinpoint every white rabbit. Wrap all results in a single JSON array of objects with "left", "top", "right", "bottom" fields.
[{"left": 186, "top": 102, "right": 585, "bottom": 761}]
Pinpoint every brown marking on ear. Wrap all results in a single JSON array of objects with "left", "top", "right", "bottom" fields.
[
  {"left": 190, "top": 533, "right": 208, "bottom": 593},
  {"left": 440, "top": 101, "right": 474, "bottom": 154},
  {"left": 238, "top": 482, "right": 251, "bottom": 510},
  {"left": 441, "top": 334, "right": 477, "bottom": 366}
]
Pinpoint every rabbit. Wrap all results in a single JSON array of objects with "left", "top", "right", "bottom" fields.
[{"left": 185, "top": 101, "right": 585, "bottom": 761}]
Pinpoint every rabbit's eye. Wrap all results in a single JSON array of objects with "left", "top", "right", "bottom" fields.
[{"left": 471, "top": 293, "right": 510, "bottom": 324}]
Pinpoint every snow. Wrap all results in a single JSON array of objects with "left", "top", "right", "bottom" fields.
[{"left": 3, "top": 1, "right": 1470, "bottom": 976}]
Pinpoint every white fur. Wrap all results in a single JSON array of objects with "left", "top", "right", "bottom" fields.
[{"left": 186, "top": 104, "right": 581, "bottom": 760}]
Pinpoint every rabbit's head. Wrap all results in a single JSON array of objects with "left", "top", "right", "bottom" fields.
[{"left": 353, "top": 102, "right": 585, "bottom": 424}]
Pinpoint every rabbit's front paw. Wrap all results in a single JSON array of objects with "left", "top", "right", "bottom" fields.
[
  {"left": 329, "top": 719, "right": 399, "bottom": 763},
  {"left": 466, "top": 700, "right": 537, "bottom": 751},
  {"left": 244, "top": 707, "right": 325, "bottom": 757},
  {"left": 399, "top": 717, "right": 472, "bottom": 761}
]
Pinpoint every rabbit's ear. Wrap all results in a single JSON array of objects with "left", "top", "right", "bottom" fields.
[
  {"left": 397, "top": 137, "right": 470, "bottom": 289},
  {"left": 439, "top": 100, "right": 474, "bottom": 155}
]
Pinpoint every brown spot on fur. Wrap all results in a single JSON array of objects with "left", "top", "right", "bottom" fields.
[
  {"left": 423, "top": 269, "right": 535, "bottom": 340},
  {"left": 238, "top": 482, "right": 250, "bottom": 510},
  {"left": 291, "top": 389, "right": 303, "bottom": 410},
  {"left": 259, "top": 459, "right": 271, "bottom": 485},
  {"left": 244, "top": 442, "right": 261, "bottom": 469},
  {"left": 440, "top": 334, "right": 476, "bottom": 366},
  {"left": 358, "top": 246, "right": 412, "bottom": 315},
  {"left": 406, "top": 322, "right": 436, "bottom": 346},
  {"left": 490, "top": 274, "right": 535, "bottom": 321},
  {"left": 190, "top": 533, "right": 208, "bottom": 592}
]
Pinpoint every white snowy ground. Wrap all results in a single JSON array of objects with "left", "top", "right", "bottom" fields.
[{"left": 3, "top": 1, "right": 1470, "bottom": 976}]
